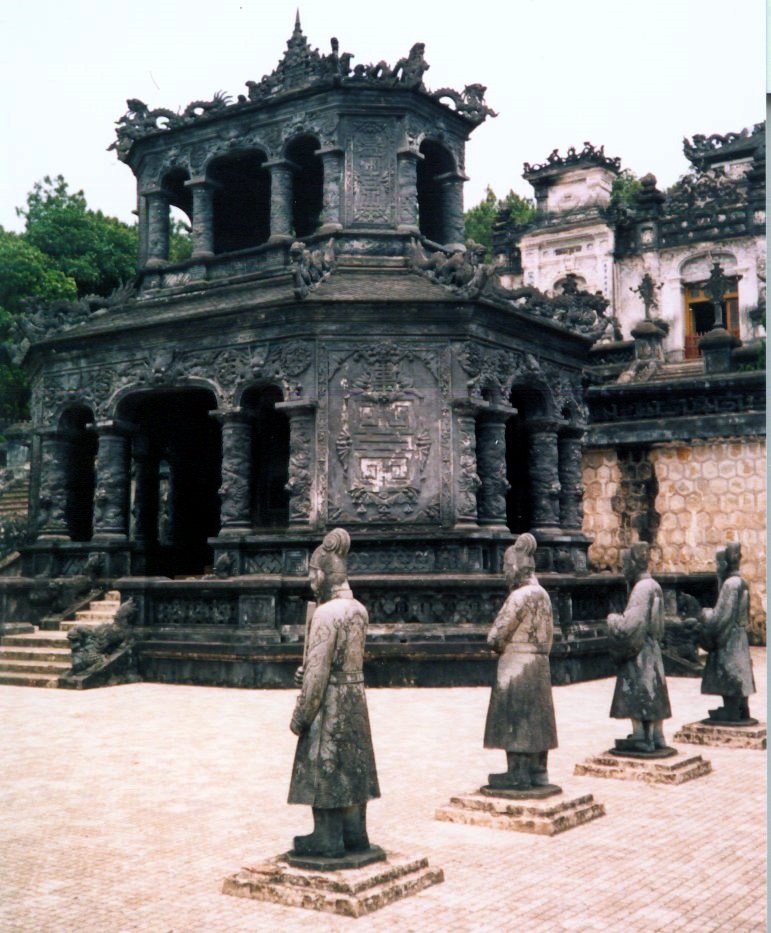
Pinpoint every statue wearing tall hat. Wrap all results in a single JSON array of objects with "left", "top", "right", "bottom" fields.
[
  {"left": 288, "top": 528, "right": 381, "bottom": 860},
  {"left": 698, "top": 542, "right": 756, "bottom": 724}
]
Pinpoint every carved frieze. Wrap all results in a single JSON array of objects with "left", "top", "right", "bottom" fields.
[
  {"left": 346, "top": 120, "right": 396, "bottom": 226},
  {"left": 152, "top": 598, "right": 237, "bottom": 625},
  {"left": 327, "top": 342, "right": 440, "bottom": 524}
]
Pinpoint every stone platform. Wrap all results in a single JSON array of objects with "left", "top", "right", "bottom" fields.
[
  {"left": 674, "top": 720, "right": 767, "bottom": 750},
  {"left": 222, "top": 851, "right": 443, "bottom": 917},
  {"left": 434, "top": 788, "right": 605, "bottom": 835},
  {"left": 574, "top": 750, "right": 712, "bottom": 784}
]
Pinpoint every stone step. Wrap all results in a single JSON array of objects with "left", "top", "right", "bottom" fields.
[
  {"left": 0, "top": 646, "right": 71, "bottom": 663},
  {"left": 0, "top": 658, "right": 71, "bottom": 676},
  {"left": 0, "top": 670, "right": 61, "bottom": 688},
  {"left": 0, "top": 631, "right": 69, "bottom": 649}
]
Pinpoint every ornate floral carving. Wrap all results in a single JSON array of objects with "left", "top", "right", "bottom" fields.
[{"left": 291, "top": 238, "right": 336, "bottom": 299}]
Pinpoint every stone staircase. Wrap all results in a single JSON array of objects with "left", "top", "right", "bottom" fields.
[
  {"left": 0, "top": 591, "right": 121, "bottom": 688},
  {"left": 0, "top": 476, "right": 29, "bottom": 519}
]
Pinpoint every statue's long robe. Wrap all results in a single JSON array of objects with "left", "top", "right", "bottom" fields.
[
  {"left": 288, "top": 589, "right": 380, "bottom": 808},
  {"left": 699, "top": 573, "right": 756, "bottom": 698},
  {"left": 483, "top": 577, "right": 558, "bottom": 752},
  {"left": 608, "top": 574, "right": 671, "bottom": 721}
]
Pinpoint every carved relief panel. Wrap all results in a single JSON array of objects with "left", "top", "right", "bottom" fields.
[
  {"left": 342, "top": 118, "right": 397, "bottom": 227},
  {"left": 326, "top": 342, "right": 442, "bottom": 524}
]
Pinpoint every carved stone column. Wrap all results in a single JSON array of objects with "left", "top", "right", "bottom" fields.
[
  {"left": 558, "top": 425, "right": 586, "bottom": 530},
  {"left": 396, "top": 148, "right": 422, "bottom": 234},
  {"left": 185, "top": 177, "right": 217, "bottom": 259},
  {"left": 452, "top": 400, "right": 481, "bottom": 526},
  {"left": 316, "top": 148, "right": 344, "bottom": 233},
  {"left": 142, "top": 188, "right": 170, "bottom": 266},
  {"left": 527, "top": 417, "right": 562, "bottom": 530},
  {"left": 276, "top": 399, "right": 317, "bottom": 527},
  {"left": 265, "top": 160, "right": 296, "bottom": 242},
  {"left": 130, "top": 435, "right": 157, "bottom": 545},
  {"left": 212, "top": 409, "right": 252, "bottom": 534},
  {"left": 36, "top": 429, "right": 71, "bottom": 540},
  {"left": 476, "top": 407, "right": 513, "bottom": 528},
  {"left": 92, "top": 421, "right": 132, "bottom": 541},
  {"left": 436, "top": 171, "right": 468, "bottom": 250}
]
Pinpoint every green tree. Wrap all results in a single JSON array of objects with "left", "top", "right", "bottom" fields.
[
  {"left": 464, "top": 186, "right": 536, "bottom": 259},
  {"left": 0, "top": 228, "right": 78, "bottom": 425},
  {"left": 610, "top": 169, "right": 641, "bottom": 209},
  {"left": 19, "top": 175, "right": 139, "bottom": 296},
  {"left": 169, "top": 217, "right": 193, "bottom": 264}
]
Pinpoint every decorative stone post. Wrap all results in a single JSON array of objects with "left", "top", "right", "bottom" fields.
[
  {"left": 436, "top": 171, "right": 468, "bottom": 250},
  {"left": 316, "top": 148, "right": 344, "bottom": 233},
  {"left": 265, "top": 160, "right": 297, "bottom": 242},
  {"left": 276, "top": 399, "right": 317, "bottom": 527},
  {"left": 527, "top": 417, "right": 562, "bottom": 530},
  {"left": 130, "top": 434, "right": 157, "bottom": 545},
  {"left": 142, "top": 188, "right": 170, "bottom": 266},
  {"left": 396, "top": 147, "right": 422, "bottom": 234},
  {"left": 212, "top": 409, "right": 253, "bottom": 534},
  {"left": 185, "top": 177, "right": 217, "bottom": 259},
  {"left": 36, "top": 428, "right": 71, "bottom": 540},
  {"left": 558, "top": 425, "right": 586, "bottom": 530},
  {"left": 92, "top": 421, "right": 132, "bottom": 541},
  {"left": 476, "top": 408, "right": 513, "bottom": 528},
  {"left": 452, "top": 400, "right": 481, "bottom": 526}
]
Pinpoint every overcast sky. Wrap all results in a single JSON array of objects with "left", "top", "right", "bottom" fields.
[{"left": 0, "top": 0, "right": 765, "bottom": 233}]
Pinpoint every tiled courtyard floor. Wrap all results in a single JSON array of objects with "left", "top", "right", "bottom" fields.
[{"left": 1, "top": 649, "right": 765, "bottom": 932}]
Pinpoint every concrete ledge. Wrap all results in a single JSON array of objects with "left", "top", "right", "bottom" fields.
[
  {"left": 674, "top": 720, "right": 767, "bottom": 750},
  {"left": 435, "top": 789, "right": 605, "bottom": 835},
  {"left": 574, "top": 751, "right": 712, "bottom": 784}
]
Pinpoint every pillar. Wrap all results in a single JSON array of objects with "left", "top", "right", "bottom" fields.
[
  {"left": 452, "top": 401, "right": 481, "bottom": 526},
  {"left": 142, "top": 189, "right": 170, "bottom": 266},
  {"left": 130, "top": 435, "right": 157, "bottom": 545},
  {"left": 36, "top": 429, "right": 71, "bottom": 540},
  {"left": 316, "top": 148, "right": 344, "bottom": 233},
  {"left": 558, "top": 425, "right": 585, "bottom": 530},
  {"left": 92, "top": 421, "right": 132, "bottom": 540},
  {"left": 265, "top": 160, "right": 296, "bottom": 241},
  {"left": 185, "top": 177, "right": 217, "bottom": 259},
  {"left": 435, "top": 171, "right": 468, "bottom": 250},
  {"left": 211, "top": 409, "right": 252, "bottom": 534},
  {"left": 396, "top": 148, "right": 422, "bottom": 233},
  {"left": 476, "top": 409, "right": 513, "bottom": 527},
  {"left": 276, "top": 400, "right": 317, "bottom": 526},
  {"left": 528, "top": 417, "right": 562, "bottom": 530}
]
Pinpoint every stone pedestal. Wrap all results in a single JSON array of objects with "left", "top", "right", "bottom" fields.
[
  {"left": 574, "top": 750, "right": 712, "bottom": 784},
  {"left": 435, "top": 788, "right": 605, "bottom": 836},
  {"left": 222, "top": 851, "right": 443, "bottom": 917},
  {"left": 673, "top": 720, "right": 767, "bottom": 750}
]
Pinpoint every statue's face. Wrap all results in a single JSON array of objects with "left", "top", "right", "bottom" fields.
[
  {"left": 504, "top": 555, "right": 529, "bottom": 589},
  {"left": 621, "top": 550, "right": 640, "bottom": 584},
  {"left": 309, "top": 566, "right": 323, "bottom": 598}
]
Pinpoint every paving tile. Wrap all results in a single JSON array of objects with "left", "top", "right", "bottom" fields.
[{"left": 0, "top": 649, "right": 764, "bottom": 931}]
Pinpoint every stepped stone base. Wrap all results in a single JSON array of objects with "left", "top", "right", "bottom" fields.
[
  {"left": 434, "top": 789, "right": 605, "bottom": 835},
  {"left": 574, "top": 751, "right": 712, "bottom": 784},
  {"left": 222, "top": 851, "right": 443, "bottom": 917},
  {"left": 674, "top": 720, "right": 767, "bottom": 750}
]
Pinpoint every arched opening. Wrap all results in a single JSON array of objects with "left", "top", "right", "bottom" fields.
[
  {"left": 286, "top": 135, "right": 323, "bottom": 239},
  {"left": 118, "top": 388, "right": 221, "bottom": 577},
  {"left": 417, "top": 140, "right": 456, "bottom": 244},
  {"left": 59, "top": 406, "right": 97, "bottom": 541},
  {"left": 241, "top": 385, "right": 290, "bottom": 528},
  {"left": 209, "top": 151, "right": 270, "bottom": 254},
  {"left": 505, "top": 386, "right": 548, "bottom": 533},
  {"left": 161, "top": 168, "right": 193, "bottom": 264}
]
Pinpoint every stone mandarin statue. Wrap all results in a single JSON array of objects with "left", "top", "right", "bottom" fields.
[
  {"left": 607, "top": 543, "right": 672, "bottom": 754},
  {"left": 698, "top": 542, "right": 756, "bottom": 724},
  {"left": 483, "top": 533, "right": 559, "bottom": 791},
  {"left": 288, "top": 529, "right": 380, "bottom": 860}
]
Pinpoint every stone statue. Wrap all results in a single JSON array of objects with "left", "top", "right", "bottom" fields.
[
  {"left": 698, "top": 542, "right": 756, "bottom": 723},
  {"left": 607, "top": 543, "right": 672, "bottom": 754},
  {"left": 483, "top": 533, "right": 559, "bottom": 791},
  {"left": 288, "top": 529, "right": 380, "bottom": 860}
]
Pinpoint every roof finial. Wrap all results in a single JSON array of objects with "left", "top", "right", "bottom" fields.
[{"left": 294, "top": 9, "right": 302, "bottom": 35}]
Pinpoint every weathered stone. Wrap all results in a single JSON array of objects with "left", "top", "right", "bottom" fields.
[
  {"left": 222, "top": 851, "right": 443, "bottom": 917},
  {"left": 435, "top": 790, "right": 605, "bottom": 835},
  {"left": 673, "top": 720, "right": 767, "bottom": 750},
  {"left": 574, "top": 752, "right": 712, "bottom": 784}
]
